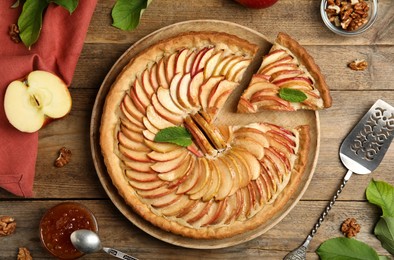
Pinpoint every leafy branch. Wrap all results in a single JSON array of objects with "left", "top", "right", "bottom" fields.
[{"left": 12, "top": 0, "right": 152, "bottom": 49}]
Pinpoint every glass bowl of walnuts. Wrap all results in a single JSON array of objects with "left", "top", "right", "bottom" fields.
[{"left": 320, "top": 0, "right": 378, "bottom": 36}]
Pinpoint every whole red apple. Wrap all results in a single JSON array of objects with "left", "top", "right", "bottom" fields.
[{"left": 233, "top": 0, "right": 279, "bottom": 9}]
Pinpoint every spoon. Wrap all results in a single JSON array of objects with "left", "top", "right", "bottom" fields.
[{"left": 70, "top": 229, "right": 139, "bottom": 260}]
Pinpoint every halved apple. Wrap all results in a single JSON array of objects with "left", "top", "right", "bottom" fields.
[{"left": 4, "top": 70, "right": 72, "bottom": 133}]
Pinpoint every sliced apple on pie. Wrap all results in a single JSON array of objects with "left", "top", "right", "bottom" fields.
[
  {"left": 100, "top": 31, "right": 323, "bottom": 240},
  {"left": 238, "top": 32, "right": 332, "bottom": 113}
]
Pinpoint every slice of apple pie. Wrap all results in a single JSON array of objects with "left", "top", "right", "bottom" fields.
[
  {"left": 238, "top": 32, "right": 332, "bottom": 113},
  {"left": 100, "top": 32, "right": 312, "bottom": 239}
]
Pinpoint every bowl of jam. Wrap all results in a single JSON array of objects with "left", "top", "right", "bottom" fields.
[{"left": 39, "top": 202, "right": 99, "bottom": 259}]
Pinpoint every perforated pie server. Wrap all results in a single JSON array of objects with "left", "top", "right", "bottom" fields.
[{"left": 284, "top": 99, "right": 394, "bottom": 260}]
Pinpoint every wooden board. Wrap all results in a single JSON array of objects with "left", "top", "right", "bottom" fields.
[{"left": 90, "top": 20, "right": 320, "bottom": 249}]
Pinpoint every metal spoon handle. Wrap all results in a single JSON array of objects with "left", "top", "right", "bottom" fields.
[
  {"left": 309, "top": 170, "right": 351, "bottom": 238},
  {"left": 103, "top": 247, "right": 139, "bottom": 260}
]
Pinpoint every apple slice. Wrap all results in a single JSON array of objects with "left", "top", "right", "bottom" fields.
[
  {"left": 188, "top": 70, "right": 204, "bottom": 107},
  {"left": 120, "top": 124, "right": 144, "bottom": 142},
  {"left": 167, "top": 156, "right": 195, "bottom": 188},
  {"left": 214, "top": 158, "right": 234, "bottom": 200},
  {"left": 129, "top": 87, "right": 146, "bottom": 114},
  {"left": 184, "top": 116, "right": 216, "bottom": 156},
  {"left": 124, "top": 159, "right": 154, "bottom": 173},
  {"left": 126, "top": 171, "right": 159, "bottom": 183},
  {"left": 202, "top": 160, "right": 221, "bottom": 201},
  {"left": 226, "top": 58, "right": 251, "bottom": 82},
  {"left": 150, "top": 150, "right": 188, "bottom": 173},
  {"left": 241, "top": 78, "right": 277, "bottom": 100},
  {"left": 156, "top": 87, "right": 185, "bottom": 115},
  {"left": 132, "top": 79, "right": 151, "bottom": 110},
  {"left": 146, "top": 105, "right": 174, "bottom": 130},
  {"left": 187, "top": 158, "right": 210, "bottom": 196},
  {"left": 207, "top": 80, "right": 237, "bottom": 112},
  {"left": 186, "top": 200, "right": 213, "bottom": 225},
  {"left": 144, "top": 139, "right": 179, "bottom": 153},
  {"left": 227, "top": 150, "right": 252, "bottom": 187},
  {"left": 177, "top": 73, "right": 193, "bottom": 109},
  {"left": 160, "top": 195, "right": 193, "bottom": 216},
  {"left": 4, "top": 70, "right": 72, "bottom": 133},
  {"left": 142, "top": 129, "right": 156, "bottom": 141},
  {"left": 169, "top": 73, "right": 187, "bottom": 111},
  {"left": 149, "top": 191, "right": 182, "bottom": 208},
  {"left": 274, "top": 76, "right": 313, "bottom": 89},
  {"left": 233, "top": 136, "right": 266, "bottom": 160},
  {"left": 237, "top": 97, "right": 255, "bottom": 113},
  {"left": 120, "top": 118, "right": 144, "bottom": 134},
  {"left": 176, "top": 158, "right": 201, "bottom": 194},
  {"left": 118, "top": 131, "right": 150, "bottom": 152},
  {"left": 156, "top": 58, "right": 169, "bottom": 89},
  {"left": 232, "top": 147, "right": 261, "bottom": 180},
  {"left": 259, "top": 49, "right": 288, "bottom": 70},
  {"left": 142, "top": 117, "right": 159, "bottom": 134},
  {"left": 195, "top": 48, "right": 215, "bottom": 75},
  {"left": 190, "top": 113, "right": 226, "bottom": 150},
  {"left": 165, "top": 52, "right": 177, "bottom": 84},
  {"left": 199, "top": 76, "right": 223, "bottom": 110},
  {"left": 259, "top": 63, "right": 298, "bottom": 76},
  {"left": 136, "top": 185, "right": 177, "bottom": 199},
  {"left": 141, "top": 69, "right": 155, "bottom": 98},
  {"left": 270, "top": 70, "right": 303, "bottom": 83},
  {"left": 151, "top": 94, "right": 183, "bottom": 124},
  {"left": 149, "top": 63, "right": 160, "bottom": 90},
  {"left": 204, "top": 50, "right": 224, "bottom": 79},
  {"left": 129, "top": 179, "right": 165, "bottom": 191},
  {"left": 212, "top": 55, "right": 236, "bottom": 76},
  {"left": 122, "top": 93, "right": 144, "bottom": 122},
  {"left": 175, "top": 49, "right": 189, "bottom": 74},
  {"left": 184, "top": 50, "right": 197, "bottom": 74},
  {"left": 148, "top": 147, "right": 188, "bottom": 162},
  {"left": 120, "top": 102, "right": 145, "bottom": 128},
  {"left": 219, "top": 56, "right": 244, "bottom": 76},
  {"left": 258, "top": 55, "right": 293, "bottom": 74}
]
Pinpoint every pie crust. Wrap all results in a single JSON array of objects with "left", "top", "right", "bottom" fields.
[{"left": 100, "top": 31, "right": 314, "bottom": 239}]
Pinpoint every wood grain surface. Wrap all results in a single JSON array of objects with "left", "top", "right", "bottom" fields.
[{"left": 1, "top": 0, "right": 394, "bottom": 259}]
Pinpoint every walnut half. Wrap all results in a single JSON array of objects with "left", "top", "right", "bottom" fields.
[
  {"left": 0, "top": 216, "right": 16, "bottom": 236},
  {"left": 348, "top": 59, "right": 368, "bottom": 71},
  {"left": 17, "top": 247, "right": 33, "bottom": 260},
  {"left": 341, "top": 217, "right": 361, "bottom": 238},
  {"left": 54, "top": 147, "right": 72, "bottom": 167}
]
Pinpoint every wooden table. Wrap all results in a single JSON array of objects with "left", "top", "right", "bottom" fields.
[{"left": 1, "top": 0, "right": 394, "bottom": 259}]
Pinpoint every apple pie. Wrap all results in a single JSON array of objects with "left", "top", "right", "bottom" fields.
[
  {"left": 100, "top": 32, "right": 315, "bottom": 239},
  {"left": 238, "top": 32, "right": 332, "bottom": 112}
]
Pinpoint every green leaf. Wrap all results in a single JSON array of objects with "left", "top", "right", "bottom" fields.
[
  {"left": 111, "top": 0, "right": 152, "bottom": 31},
  {"left": 378, "top": 256, "right": 391, "bottom": 260},
  {"left": 375, "top": 216, "right": 394, "bottom": 255},
  {"left": 50, "top": 0, "right": 79, "bottom": 14},
  {"left": 278, "top": 88, "right": 307, "bottom": 103},
  {"left": 366, "top": 179, "right": 394, "bottom": 217},
  {"left": 316, "top": 237, "right": 380, "bottom": 260},
  {"left": 17, "top": 0, "right": 48, "bottom": 49},
  {"left": 154, "top": 126, "right": 192, "bottom": 147}
]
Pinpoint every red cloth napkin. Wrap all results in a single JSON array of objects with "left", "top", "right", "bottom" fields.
[{"left": 0, "top": 1, "right": 97, "bottom": 197}]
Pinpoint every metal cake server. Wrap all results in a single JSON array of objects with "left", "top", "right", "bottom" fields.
[{"left": 284, "top": 99, "right": 394, "bottom": 260}]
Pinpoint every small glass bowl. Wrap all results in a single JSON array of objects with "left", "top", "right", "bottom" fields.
[
  {"left": 320, "top": 0, "right": 378, "bottom": 36},
  {"left": 39, "top": 202, "right": 99, "bottom": 260}
]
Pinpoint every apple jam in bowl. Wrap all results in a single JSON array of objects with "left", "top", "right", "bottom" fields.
[{"left": 39, "top": 202, "right": 98, "bottom": 259}]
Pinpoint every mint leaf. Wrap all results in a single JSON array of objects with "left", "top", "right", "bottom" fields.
[
  {"left": 279, "top": 88, "right": 307, "bottom": 103},
  {"left": 366, "top": 179, "right": 394, "bottom": 217},
  {"left": 50, "top": 0, "right": 79, "bottom": 14},
  {"left": 111, "top": 0, "right": 152, "bottom": 31},
  {"left": 375, "top": 216, "right": 394, "bottom": 255},
  {"left": 316, "top": 237, "right": 380, "bottom": 260},
  {"left": 18, "top": 0, "right": 48, "bottom": 49},
  {"left": 154, "top": 126, "right": 192, "bottom": 147}
]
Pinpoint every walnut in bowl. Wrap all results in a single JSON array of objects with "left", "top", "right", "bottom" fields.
[{"left": 320, "top": 0, "right": 378, "bottom": 36}]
